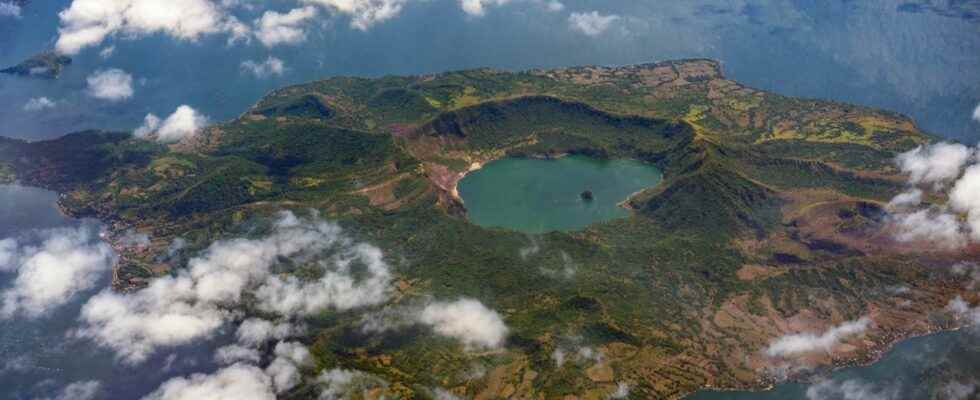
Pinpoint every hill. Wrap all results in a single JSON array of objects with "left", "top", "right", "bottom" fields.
[
  {"left": 0, "top": 59, "right": 972, "bottom": 399},
  {"left": 1, "top": 51, "right": 72, "bottom": 79}
]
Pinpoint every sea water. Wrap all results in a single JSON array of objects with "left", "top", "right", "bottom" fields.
[
  {"left": 1, "top": 1, "right": 977, "bottom": 142},
  {"left": 0, "top": 185, "right": 229, "bottom": 399},
  {"left": 687, "top": 330, "right": 980, "bottom": 399}
]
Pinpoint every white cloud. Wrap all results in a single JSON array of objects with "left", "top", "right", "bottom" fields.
[
  {"left": 23, "top": 97, "right": 56, "bottom": 112},
  {"left": 433, "top": 388, "right": 462, "bottom": 400},
  {"left": 886, "top": 188, "right": 922, "bottom": 210},
  {"left": 87, "top": 69, "right": 134, "bottom": 101},
  {"left": 552, "top": 341, "right": 603, "bottom": 368},
  {"left": 254, "top": 6, "right": 317, "bottom": 47},
  {"left": 99, "top": 45, "right": 115, "bottom": 59},
  {"left": 951, "top": 261, "right": 977, "bottom": 275},
  {"left": 273, "top": 341, "right": 311, "bottom": 368},
  {"left": 1, "top": 226, "right": 114, "bottom": 318},
  {"left": 540, "top": 250, "right": 576, "bottom": 279},
  {"left": 973, "top": 103, "right": 980, "bottom": 123},
  {"left": 568, "top": 11, "right": 619, "bottom": 36},
  {"left": 805, "top": 379, "right": 898, "bottom": 400},
  {"left": 142, "top": 363, "right": 276, "bottom": 400},
  {"left": 458, "top": 0, "right": 561, "bottom": 16},
  {"left": 159, "top": 338, "right": 364, "bottom": 400},
  {"left": 46, "top": 380, "right": 103, "bottom": 400},
  {"left": 235, "top": 318, "right": 296, "bottom": 346},
  {"left": 120, "top": 229, "right": 150, "bottom": 248},
  {"left": 253, "top": 242, "right": 392, "bottom": 316},
  {"left": 610, "top": 382, "right": 630, "bottom": 399},
  {"left": 940, "top": 380, "right": 978, "bottom": 400},
  {"left": 56, "top": 0, "right": 249, "bottom": 55},
  {"left": 317, "top": 368, "right": 384, "bottom": 400},
  {"left": 0, "top": 2, "right": 20, "bottom": 18},
  {"left": 134, "top": 105, "right": 209, "bottom": 143},
  {"left": 890, "top": 208, "right": 966, "bottom": 249},
  {"left": 518, "top": 238, "right": 539, "bottom": 259},
  {"left": 57, "top": 382, "right": 102, "bottom": 400},
  {"left": 170, "top": 338, "right": 311, "bottom": 396},
  {"left": 157, "top": 106, "right": 209, "bottom": 143},
  {"left": 947, "top": 296, "right": 971, "bottom": 314},
  {"left": 947, "top": 296, "right": 980, "bottom": 325},
  {"left": 949, "top": 164, "right": 980, "bottom": 241},
  {"left": 75, "top": 211, "right": 393, "bottom": 364},
  {"left": 266, "top": 341, "right": 312, "bottom": 393},
  {"left": 576, "top": 346, "right": 602, "bottom": 363},
  {"left": 357, "top": 304, "right": 416, "bottom": 334},
  {"left": 303, "top": 0, "right": 406, "bottom": 30},
  {"left": 895, "top": 142, "right": 972, "bottom": 187},
  {"left": 951, "top": 262, "right": 980, "bottom": 290},
  {"left": 551, "top": 348, "right": 566, "bottom": 367},
  {"left": 542, "top": 0, "right": 564, "bottom": 12},
  {"left": 241, "top": 57, "right": 286, "bottom": 78},
  {"left": 361, "top": 298, "right": 509, "bottom": 349},
  {"left": 165, "top": 238, "right": 187, "bottom": 259},
  {"left": 766, "top": 317, "right": 871, "bottom": 357},
  {"left": 418, "top": 298, "right": 508, "bottom": 349},
  {"left": 0, "top": 355, "right": 31, "bottom": 375},
  {"left": 0, "top": 238, "right": 17, "bottom": 270},
  {"left": 225, "top": 18, "right": 251, "bottom": 45},
  {"left": 886, "top": 142, "right": 980, "bottom": 248},
  {"left": 459, "top": 0, "right": 509, "bottom": 16},
  {"left": 133, "top": 113, "right": 161, "bottom": 139},
  {"left": 214, "top": 345, "right": 261, "bottom": 365},
  {"left": 77, "top": 282, "right": 228, "bottom": 364}
]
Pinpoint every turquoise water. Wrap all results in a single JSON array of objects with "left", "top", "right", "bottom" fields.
[
  {"left": 687, "top": 330, "right": 980, "bottom": 400},
  {"left": 457, "top": 156, "right": 662, "bottom": 233}
]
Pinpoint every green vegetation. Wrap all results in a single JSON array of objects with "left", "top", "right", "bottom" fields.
[
  {"left": 1, "top": 59, "right": 953, "bottom": 399},
  {"left": 0, "top": 131, "right": 161, "bottom": 192}
]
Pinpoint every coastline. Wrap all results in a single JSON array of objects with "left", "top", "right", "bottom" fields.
[
  {"left": 682, "top": 323, "right": 968, "bottom": 399},
  {"left": 449, "top": 161, "right": 485, "bottom": 203},
  {"left": 39, "top": 175, "right": 973, "bottom": 399},
  {"left": 4, "top": 140, "right": 972, "bottom": 398},
  {"left": 53, "top": 190, "right": 140, "bottom": 291},
  {"left": 445, "top": 152, "right": 664, "bottom": 213}
]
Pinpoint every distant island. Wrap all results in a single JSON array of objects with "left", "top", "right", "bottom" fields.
[
  {"left": 0, "top": 59, "right": 972, "bottom": 399},
  {"left": 1, "top": 51, "right": 72, "bottom": 79}
]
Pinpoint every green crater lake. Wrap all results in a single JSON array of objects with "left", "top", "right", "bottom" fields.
[{"left": 457, "top": 156, "right": 662, "bottom": 234}]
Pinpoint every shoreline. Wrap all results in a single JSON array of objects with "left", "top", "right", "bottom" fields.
[
  {"left": 449, "top": 161, "right": 485, "bottom": 203},
  {"left": 447, "top": 152, "right": 664, "bottom": 209},
  {"left": 682, "top": 323, "right": 967, "bottom": 399},
  {"left": 3, "top": 175, "right": 972, "bottom": 399},
  {"left": 53, "top": 189, "right": 138, "bottom": 291}
]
